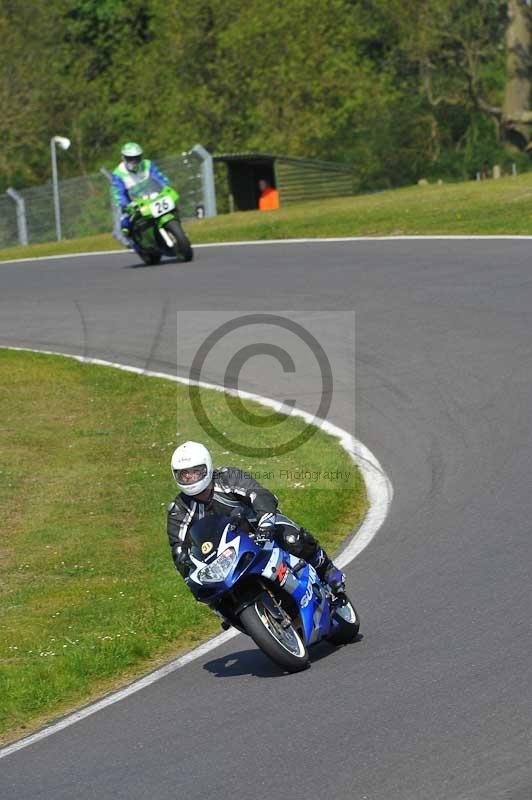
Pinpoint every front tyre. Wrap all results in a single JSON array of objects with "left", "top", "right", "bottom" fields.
[
  {"left": 239, "top": 593, "right": 309, "bottom": 673},
  {"left": 328, "top": 593, "right": 360, "bottom": 646},
  {"left": 164, "top": 219, "right": 193, "bottom": 262},
  {"left": 140, "top": 252, "right": 161, "bottom": 266}
]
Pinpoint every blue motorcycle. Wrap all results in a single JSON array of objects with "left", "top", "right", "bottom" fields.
[{"left": 185, "top": 511, "right": 360, "bottom": 672}]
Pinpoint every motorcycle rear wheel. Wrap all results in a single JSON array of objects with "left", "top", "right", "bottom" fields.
[
  {"left": 164, "top": 219, "right": 193, "bottom": 262},
  {"left": 240, "top": 593, "right": 309, "bottom": 673}
]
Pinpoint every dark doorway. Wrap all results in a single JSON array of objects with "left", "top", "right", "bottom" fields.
[{"left": 216, "top": 155, "right": 276, "bottom": 211}]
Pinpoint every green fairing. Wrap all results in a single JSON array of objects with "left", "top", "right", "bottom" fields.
[
  {"left": 135, "top": 187, "right": 180, "bottom": 221},
  {"left": 124, "top": 181, "right": 191, "bottom": 263},
  {"left": 158, "top": 212, "right": 177, "bottom": 227}
]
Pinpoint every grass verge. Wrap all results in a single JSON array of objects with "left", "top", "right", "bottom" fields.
[
  {"left": 2, "top": 173, "right": 532, "bottom": 263},
  {"left": 0, "top": 349, "right": 367, "bottom": 744}
]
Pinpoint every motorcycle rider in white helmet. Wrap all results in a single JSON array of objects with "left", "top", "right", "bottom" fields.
[{"left": 167, "top": 441, "right": 346, "bottom": 593}]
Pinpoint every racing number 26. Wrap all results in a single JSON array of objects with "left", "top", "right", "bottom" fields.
[{"left": 154, "top": 197, "right": 172, "bottom": 215}]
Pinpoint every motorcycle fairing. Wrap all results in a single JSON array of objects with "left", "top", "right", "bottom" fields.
[{"left": 183, "top": 514, "right": 338, "bottom": 646}]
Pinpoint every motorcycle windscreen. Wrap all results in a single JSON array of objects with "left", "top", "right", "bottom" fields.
[
  {"left": 128, "top": 177, "right": 164, "bottom": 200},
  {"left": 188, "top": 514, "right": 232, "bottom": 561}
]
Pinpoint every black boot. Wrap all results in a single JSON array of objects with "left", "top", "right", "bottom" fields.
[{"left": 311, "top": 548, "right": 345, "bottom": 594}]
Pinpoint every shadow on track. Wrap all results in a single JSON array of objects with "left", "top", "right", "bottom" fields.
[
  {"left": 122, "top": 253, "right": 194, "bottom": 269},
  {"left": 121, "top": 259, "right": 181, "bottom": 269},
  {"left": 203, "top": 636, "right": 363, "bottom": 679}
]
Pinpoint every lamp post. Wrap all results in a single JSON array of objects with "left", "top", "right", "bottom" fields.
[{"left": 50, "top": 135, "right": 71, "bottom": 240}]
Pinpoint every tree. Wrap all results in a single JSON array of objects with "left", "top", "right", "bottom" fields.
[
  {"left": 0, "top": 2, "right": 74, "bottom": 189},
  {"left": 500, "top": 0, "right": 532, "bottom": 148},
  {"left": 4, "top": 0, "right": 532, "bottom": 195},
  {"left": 366, "top": 0, "right": 532, "bottom": 155}
]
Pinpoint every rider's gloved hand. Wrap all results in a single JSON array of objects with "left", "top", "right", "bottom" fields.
[
  {"left": 229, "top": 505, "right": 247, "bottom": 530},
  {"left": 257, "top": 512, "right": 276, "bottom": 536},
  {"left": 175, "top": 545, "right": 191, "bottom": 577}
]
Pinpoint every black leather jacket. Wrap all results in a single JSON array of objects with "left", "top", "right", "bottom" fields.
[{"left": 167, "top": 467, "right": 278, "bottom": 570}]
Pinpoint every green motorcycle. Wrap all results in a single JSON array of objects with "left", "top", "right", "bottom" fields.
[{"left": 126, "top": 178, "right": 193, "bottom": 265}]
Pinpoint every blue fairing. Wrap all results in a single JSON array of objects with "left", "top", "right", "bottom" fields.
[
  {"left": 291, "top": 562, "right": 332, "bottom": 645},
  {"left": 186, "top": 514, "right": 340, "bottom": 647},
  {"left": 188, "top": 534, "right": 273, "bottom": 605}
]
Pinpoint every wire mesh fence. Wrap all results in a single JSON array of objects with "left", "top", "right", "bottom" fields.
[
  {"left": 156, "top": 151, "right": 205, "bottom": 217},
  {"left": 21, "top": 175, "right": 111, "bottom": 244},
  {"left": 1, "top": 150, "right": 205, "bottom": 250},
  {"left": 0, "top": 196, "right": 19, "bottom": 248}
]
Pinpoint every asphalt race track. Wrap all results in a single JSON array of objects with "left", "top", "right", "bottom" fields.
[{"left": 1, "top": 239, "right": 532, "bottom": 799}]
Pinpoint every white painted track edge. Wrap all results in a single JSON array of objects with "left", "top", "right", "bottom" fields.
[
  {"left": 2, "top": 234, "right": 532, "bottom": 265},
  {"left": 0, "top": 345, "right": 392, "bottom": 759}
]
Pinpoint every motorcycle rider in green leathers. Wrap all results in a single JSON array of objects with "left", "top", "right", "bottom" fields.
[{"left": 111, "top": 142, "right": 169, "bottom": 251}]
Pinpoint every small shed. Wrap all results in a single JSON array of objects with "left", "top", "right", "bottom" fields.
[{"left": 213, "top": 152, "right": 354, "bottom": 212}]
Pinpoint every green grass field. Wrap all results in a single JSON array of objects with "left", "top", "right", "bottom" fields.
[
  {"left": 0, "top": 350, "right": 367, "bottom": 743},
  {"left": 1, "top": 172, "right": 532, "bottom": 263}
]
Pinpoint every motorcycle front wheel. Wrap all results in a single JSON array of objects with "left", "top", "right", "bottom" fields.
[
  {"left": 239, "top": 592, "right": 309, "bottom": 673},
  {"left": 328, "top": 594, "right": 360, "bottom": 645},
  {"left": 140, "top": 252, "right": 161, "bottom": 265},
  {"left": 164, "top": 219, "right": 193, "bottom": 262}
]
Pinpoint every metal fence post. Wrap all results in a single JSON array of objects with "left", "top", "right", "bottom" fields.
[
  {"left": 191, "top": 144, "right": 217, "bottom": 217},
  {"left": 6, "top": 188, "right": 29, "bottom": 245}
]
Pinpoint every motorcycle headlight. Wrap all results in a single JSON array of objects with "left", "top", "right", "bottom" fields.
[{"left": 197, "top": 547, "right": 237, "bottom": 583}]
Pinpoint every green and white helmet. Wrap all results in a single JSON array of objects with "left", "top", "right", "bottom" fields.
[{"left": 121, "top": 142, "right": 143, "bottom": 173}]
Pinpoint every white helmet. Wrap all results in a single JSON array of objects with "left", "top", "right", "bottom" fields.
[{"left": 171, "top": 441, "right": 213, "bottom": 496}]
